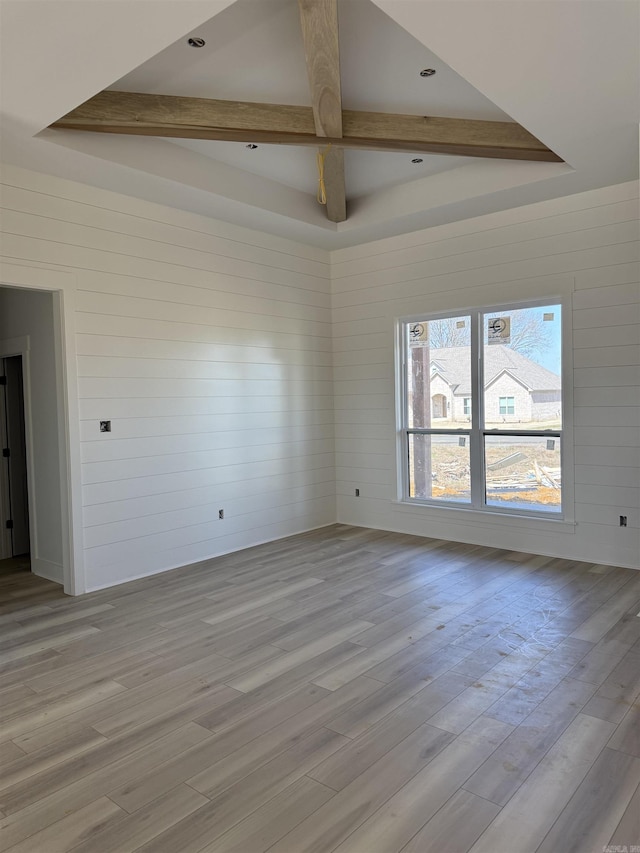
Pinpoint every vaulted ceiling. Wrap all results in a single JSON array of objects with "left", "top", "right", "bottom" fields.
[{"left": 1, "top": 0, "right": 638, "bottom": 249}]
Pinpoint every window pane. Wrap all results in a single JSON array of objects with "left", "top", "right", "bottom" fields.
[
  {"left": 409, "top": 433, "right": 471, "bottom": 503},
  {"left": 483, "top": 305, "right": 562, "bottom": 430},
  {"left": 406, "top": 316, "right": 471, "bottom": 429},
  {"left": 499, "top": 396, "right": 515, "bottom": 415},
  {"left": 485, "top": 434, "right": 561, "bottom": 513}
]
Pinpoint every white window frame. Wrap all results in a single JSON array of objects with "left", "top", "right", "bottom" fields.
[
  {"left": 499, "top": 396, "right": 515, "bottom": 416},
  {"left": 397, "top": 297, "right": 568, "bottom": 521}
]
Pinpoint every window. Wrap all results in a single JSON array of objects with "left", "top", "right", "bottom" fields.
[
  {"left": 401, "top": 302, "right": 563, "bottom": 516},
  {"left": 499, "top": 396, "right": 515, "bottom": 416}
]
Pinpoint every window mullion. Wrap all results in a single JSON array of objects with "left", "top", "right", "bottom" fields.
[
  {"left": 469, "top": 309, "right": 483, "bottom": 509},
  {"left": 400, "top": 324, "right": 410, "bottom": 500}
]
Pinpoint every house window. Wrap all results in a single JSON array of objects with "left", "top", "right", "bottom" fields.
[
  {"left": 401, "top": 302, "right": 563, "bottom": 516},
  {"left": 499, "top": 396, "right": 515, "bottom": 416}
]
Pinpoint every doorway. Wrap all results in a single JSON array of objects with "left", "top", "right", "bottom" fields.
[
  {"left": 0, "top": 285, "right": 70, "bottom": 588},
  {"left": 432, "top": 393, "right": 447, "bottom": 419},
  {"left": 0, "top": 269, "right": 83, "bottom": 594},
  {"left": 0, "top": 355, "right": 30, "bottom": 560}
]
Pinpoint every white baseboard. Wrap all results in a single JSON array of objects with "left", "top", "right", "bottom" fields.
[
  {"left": 31, "top": 557, "right": 64, "bottom": 584},
  {"left": 84, "top": 522, "right": 337, "bottom": 593},
  {"left": 337, "top": 518, "right": 640, "bottom": 571}
]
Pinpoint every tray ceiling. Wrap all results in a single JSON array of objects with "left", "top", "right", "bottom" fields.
[{"left": 0, "top": 0, "right": 637, "bottom": 249}]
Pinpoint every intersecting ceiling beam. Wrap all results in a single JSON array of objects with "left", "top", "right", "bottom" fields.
[
  {"left": 51, "top": 91, "right": 562, "bottom": 162},
  {"left": 297, "top": 0, "right": 346, "bottom": 222}
]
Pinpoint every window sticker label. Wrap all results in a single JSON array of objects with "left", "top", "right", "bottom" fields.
[
  {"left": 543, "top": 313, "right": 554, "bottom": 321},
  {"left": 488, "top": 316, "right": 511, "bottom": 345},
  {"left": 409, "top": 322, "right": 429, "bottom": 346}
]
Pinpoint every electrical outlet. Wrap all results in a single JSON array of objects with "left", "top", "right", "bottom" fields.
[
  {"left": 355, "top": 488, "right": 360, "bottom": 497},
  {"left": 620, "top": 515, "right": 627, "bottom": 527},
  {"left": 218, "top": 509, "right": 224, "bottom": 520}
]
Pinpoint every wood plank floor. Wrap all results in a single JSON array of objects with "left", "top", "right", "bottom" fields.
[{"left": 1, "top": 525, "right": 639, "bottom": 853}]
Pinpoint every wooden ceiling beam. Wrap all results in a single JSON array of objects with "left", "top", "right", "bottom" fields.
[
  {"left": 297, "top": 0, "right": 342, "bottom": 138},
  {"left": 51, "top": 91, "right": 562, "bottom": 162},
  {"left": 297, "top": 0, "right": 346, "bottom": 222}
]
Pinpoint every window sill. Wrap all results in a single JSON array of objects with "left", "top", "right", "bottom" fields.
[{"left": 391, "top": 500, "right": 576, "bottom": 534}]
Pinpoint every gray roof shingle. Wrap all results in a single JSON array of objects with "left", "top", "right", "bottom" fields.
[{"left": 429, "top": 345, "right": 561, "bottom": 394}]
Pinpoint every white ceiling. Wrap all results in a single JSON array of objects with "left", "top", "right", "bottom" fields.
[
  {"left": 0, "top": 0, "right": 638, "bottom": 250},
  {"left": 164, "top": 142, "right": 469, "bottom": 199}
]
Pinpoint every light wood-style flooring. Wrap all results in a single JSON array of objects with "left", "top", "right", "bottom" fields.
[{"left": 1, "top": 525, "right": 639, "bottom": 853}]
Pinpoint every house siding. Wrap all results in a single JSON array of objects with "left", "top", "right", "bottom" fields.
[
  {"left": 531, "top": 390, "right": 562, "bottom": 421},
  {"left": 453, "top": 395, "right": 472, "bottom": 423}
]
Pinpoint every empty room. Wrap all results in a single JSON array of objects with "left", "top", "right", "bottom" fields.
[{"left": 0, "top": 1, "right": 639, "bottom": 851}]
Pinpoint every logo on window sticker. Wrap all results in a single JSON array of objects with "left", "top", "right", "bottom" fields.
[
  {"left": 487, "top": 316, "right": 511, "bottom": 345},
  {"left": 409, "top": 322, "right": 429, "bottom": 346},
  {"left": 543, "top": 313, "right": 554, "bottom": 321}
]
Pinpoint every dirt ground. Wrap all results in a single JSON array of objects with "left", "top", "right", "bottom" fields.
[{"left": 421, "top": 443, "right": 561, "bottom": 507}]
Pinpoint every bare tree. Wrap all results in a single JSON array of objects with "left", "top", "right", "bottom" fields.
[
  {"left": 498, "top": 312, "right": 552, "bottom": 357},
  {"left": 428, "top": 313, "right": 551, "bottom": 357},
  {"left": 428, "top": 318, "right": 470, "bottom": 348}
]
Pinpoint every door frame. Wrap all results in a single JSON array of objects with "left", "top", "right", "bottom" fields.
[{"left": 0, "top": 261, "right": 84, "bottom": 594}]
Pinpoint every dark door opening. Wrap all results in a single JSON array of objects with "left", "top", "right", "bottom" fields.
[{"left": 1, "top": 356, "right": 30, "bottom": 558}]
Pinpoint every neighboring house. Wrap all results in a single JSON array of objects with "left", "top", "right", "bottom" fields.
[{"left": 427, "top": 345, "right": 561, "bottom": 423}]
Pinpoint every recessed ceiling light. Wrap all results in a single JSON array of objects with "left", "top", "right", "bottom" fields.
[
  {"left": 411, "top": 158, "right": 424, "bottom": 164},
  {"left": 188, "top": 37, "right": 206, "bottom": 48},
  {"left": 420, "top": 68, "right": 436, "bottom": 77},
  {"left": 246, "top": 144, "right": 259, "bottom": 150}
]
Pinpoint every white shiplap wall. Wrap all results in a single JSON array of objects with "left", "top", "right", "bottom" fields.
[
  {"left": 0, "top": 165, "right": 334, "bottom": 590},
  {"left": 0, "top": 164, "right": 637, "bottom": 590},
  {"left": 331, "top": 181, "right": 640, "bottom": 569}
]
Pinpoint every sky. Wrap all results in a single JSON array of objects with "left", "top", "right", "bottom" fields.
[
  {"left": 422, "top": 304, "right": 563, "bottom": 375},
  {"left": 510, "top": 304, "right": 561, "bottom": 375}
]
